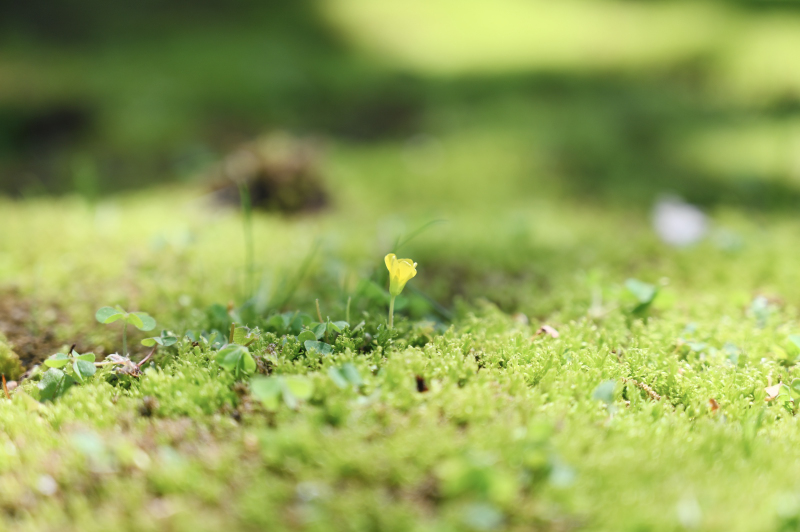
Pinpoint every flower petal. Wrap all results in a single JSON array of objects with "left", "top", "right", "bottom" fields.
[
  {"left": 394, "top": 259, "right": 417, "bottom": 283},
  {"left": 385, "top": 253, "right": 397, "bottom": 272}
]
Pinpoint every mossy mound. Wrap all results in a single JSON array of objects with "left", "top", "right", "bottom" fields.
[{"left": 0, "top": 332, "right": 23, "bottom": 381}]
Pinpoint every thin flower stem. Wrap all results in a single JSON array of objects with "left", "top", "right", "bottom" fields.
[
  {"left": 122, "top": 321, "right": 128, "bottom": 356},
  {"left": 388, "top": 295, "right": 396, "bottom": 329}
]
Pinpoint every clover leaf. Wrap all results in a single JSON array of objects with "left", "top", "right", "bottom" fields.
[{"left": 215, "top": 344, "right": 256, "bottom": 379}]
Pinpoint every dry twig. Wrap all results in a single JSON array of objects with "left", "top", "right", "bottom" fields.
[{"left": 622, "top": 377, "right": 661, "bottom": 401}]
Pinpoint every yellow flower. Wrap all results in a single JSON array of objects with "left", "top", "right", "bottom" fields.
[{"left": 385, "top": 253, "right": 417, "bottom": 297}]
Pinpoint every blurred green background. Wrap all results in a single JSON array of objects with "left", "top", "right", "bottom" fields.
[{"left": 3, "top": 0, "right": 800, "bottom": 209}]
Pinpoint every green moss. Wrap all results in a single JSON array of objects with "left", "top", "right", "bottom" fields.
[{"left": 0, "top": 333, "right": 23, "bottom": 381}]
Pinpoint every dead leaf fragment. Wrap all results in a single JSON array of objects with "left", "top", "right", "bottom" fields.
[
  {"left": 708, "top": 398, "right": 719, "bottom": 413},
  {"left": 765, "top": 384, "right": 783, "bottom": 401},
  {"left": 535, "top": 325, "right": 560, "bottom": 339},
  {"left": 105, "top": 354, "right": 142, "bottom": 377}
]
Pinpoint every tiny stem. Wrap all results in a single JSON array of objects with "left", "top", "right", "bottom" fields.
[
  {"left": 388, "top": 295, "right": 396, "bottom": 329},
  {"left": 346, "top": 296, "right": 351, "bottom": 325},
  {"left": 2, "top": 375, "right": 9, "bottom": 400},
  {"left": 315, "top": 299, "right": 323, "bottom": 323},
  {"left": 138, "top": 346, "right": 157, "bottom": 368},
  {"left": 122, "top": 321, "right": 128, "bottom": 356},
  {"left": 229, "top": 322, "right": 236, "bottom": 344},
  {"left": 238, "top": 181, "right": 254, "bottom": 300}
]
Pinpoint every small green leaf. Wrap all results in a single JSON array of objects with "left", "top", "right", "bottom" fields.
[
  {"left": 232, "top": 326, "right": 249, "bottom": 345},
  {"left": 283, "top": 376, "right": 313, "bottom": 400},
  {"left": 288, "top": 313, "right": 310, "bottom": 335},
  {"left": 75, "top": 353, "right": 96, "bottom": 363},
  {"left": 215, "top": 345, "right": 245, "bottom": 372},
  {"left": 333, "top": 321, "right": 349, "bottom": 330},
  {"left": 328, "top": 367, "right": 349, "bottom": 388},
  {"left": 240, "top": 350, "right": 256, "bottom": 376},
  {"left": 266, "top": 314, "right": 289, "bottom": 332},
  {"left": 297, "top": 330, "right": 317, "bottom": 344},
  {"left": 142, "top": 333, "right": 178, "bottom": 347},
  {"left": 304, "top": 340, "right": 333, "bottom": 358},
  {"left": 73, "top": 359, "right": 96, "bottom": 381},
  {"left": 789, "top": 335, "right": 800, "bottom": 351},
  {"left": 129, "top": 312, "right": 156, "bottom": 331},
  {"left": 311, "top": 322, "right": 327, "bottom": 340},
  {"left": 329, "top": 364, "right": 362, "bottom": 389},
  {"left": 232, "top": 326, "right": 258, "bottom": 347},
  {"left": 791, "top": 379, "right": 800, "bottom": 396},
  {"left": 44, "top": 353, "right": 70, "bottom": 369},
  {"left": 215, "top": 344, "right": 254, "bottom": 378},
  {"left": 327, "top": 321, "right": 342, "bottom": 334},
  {"left": 37, "top": 368, "right": 74, "bottom": 402},
  {"left": 341, "top": 363, "right": 363, "bottom": 387},
  {"left": 250, "top": 377, "right": 282, "bottom": 411},
  {"left": 161, "top": 336, "right": 178, "bottom": 347},
  {"left": 95, "top": 307, "right": 124, "bottom": 324},
  {"left": 625, "top": 279, "right": 657, "bottom": 305},
  {"left": 592, "top": 380, "right": 616, "bottom": 404},
  {"left": 125, "top": 313, "right": 144, "bottom": 329}
]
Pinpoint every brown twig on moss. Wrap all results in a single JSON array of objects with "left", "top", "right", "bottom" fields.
[
  {"left": 623, "top": 377, "right": 661, "bottom": 401},
  {"left": 2, "top": 375, "right": 9, "bottom": 400}
]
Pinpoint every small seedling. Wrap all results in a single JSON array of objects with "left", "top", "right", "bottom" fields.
[
  {"left": 624, "top": 279, "right": 657, "bottom": 315},
  {"left": 215, "top": 344, "right": 256, "bottom": 379},
  {"left": 96, "top": 306, "right": 156, "bottom": 356},
  {"left": 308, "top": 318, "right": 348, "bottom": 343},
  {"left": 39, "top": 349, "right": 99, "bottom": 401},
  {"left": 142, "top": 330, "right": 178, "bottom": 348},
  {"left": 214, "top": 324, "right": 258, "bottom": 379},
  {"left": 45, "top": 349, "right": 97, "bottom": 382}
]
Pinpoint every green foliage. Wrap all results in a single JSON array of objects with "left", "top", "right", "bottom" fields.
[
  {"left": 11, "top": 17, "right": 800, "bottom": 525},
  {"left": 96, "top": 306, "right": 157, "bottom": 356},
  {"left": 231, "top": 325, "right": 258, "bottom": 347},
  {"left": 250, "top": 375, "right": 314, "bottom": 411},
  {"left": 214, "top": 344, "right": 256, "bottom": 379},
  {"left": 625, "top": 278, "right": 658, "bottom": 315},
  {"left": 0, "top": 333, "right": 23, "bottom": 380},
  {"left": 141, "top": 330, "right": 178, "bottom": 347},
  {"left": 328, "top": 363, "right": 363, "bottom": 389},
  {"left": 95, "top": 307, "right": 156, "bottom": 331},
  {"left": 304, "top": 340, "right": 333, "bottom": 358},
  {"left": 37, "top": 367, "right": 75, "bottom": 402},
  {"left": 38, "top": 350, "right": 98, "bottom": 400}
]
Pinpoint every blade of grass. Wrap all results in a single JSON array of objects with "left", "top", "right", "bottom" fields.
[
  {"left": 394, "top": 219, "right": 447, "bottom": 252},
  {"left": 270, "top": 239, "right": 321, "bottom": 310},
  {"left": 238, "top": 181, "right": 255, "bottom": 301}
]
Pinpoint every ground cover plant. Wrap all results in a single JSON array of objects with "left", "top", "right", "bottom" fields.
[
  {"left": 6, "top": 1, "right": 800, "bottom": 531},
  {"left": 4, "top": 149, "right": 800, "bottom": 531}
]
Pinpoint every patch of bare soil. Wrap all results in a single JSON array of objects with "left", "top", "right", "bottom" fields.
[{"left": 0, "top": 289, "right": 76, "bottom": 368}]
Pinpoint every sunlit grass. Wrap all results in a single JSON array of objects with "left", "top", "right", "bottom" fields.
[
  {"left": 323, "top": 0, "right": 800, "bottom": 103},
  {"left": 322, "top": 0, "right": 724, "bottom": 74},
  {"left": 678, "top": 118, "right": 800, "bottom": 183}
]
